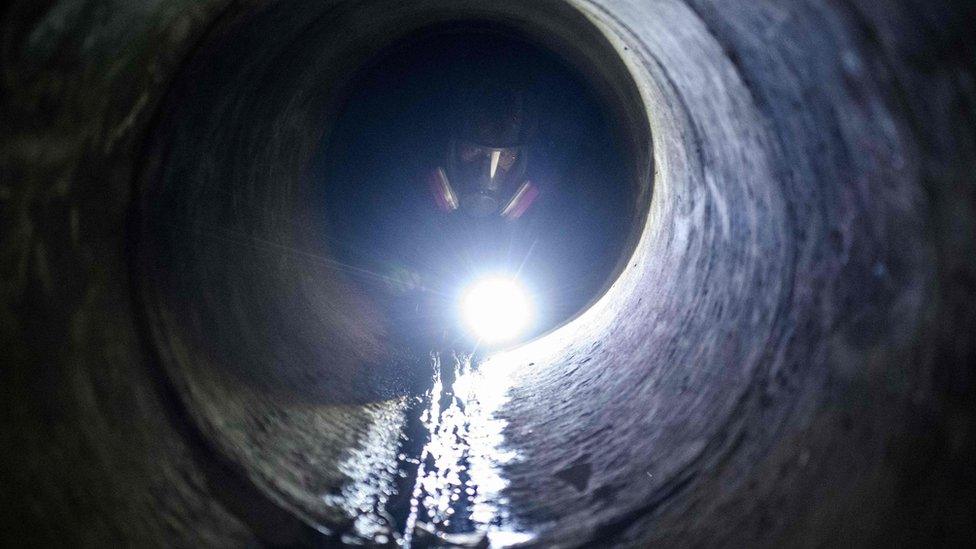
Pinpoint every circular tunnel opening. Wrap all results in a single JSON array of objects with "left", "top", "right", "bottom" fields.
[
  {"left": 313, "top": 24, "right": 639, "bottom": 349},
  {"left": 135, "top": 1, "right": 650, "bottom": 544},
  {"left": 138, "top": 1, "right": 650, "bottom": 404}
]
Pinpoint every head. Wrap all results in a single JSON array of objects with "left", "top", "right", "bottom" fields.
[{"left": 445, "top": 85, "right": 538, "bottom": 218}]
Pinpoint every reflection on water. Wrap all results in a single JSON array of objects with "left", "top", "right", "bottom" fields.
[
  {"left": 401, "top": 352, "right": 534, "bottom": 548},
  {"left": 453, "top": 354, "right": 534, "bottom": 547},
  {"left": 322, "top": 400, "right": 409, "bottom": 545},
  {"left": 324, "top": 351, "right": 533, "bottom": 547}
]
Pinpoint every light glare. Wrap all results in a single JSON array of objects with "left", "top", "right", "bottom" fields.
[{"left": 461, "top": 277, "right": 531, "bottom": 343}]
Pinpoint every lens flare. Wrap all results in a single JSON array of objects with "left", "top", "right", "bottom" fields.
[{"left": 460, "top": 277, "right": 531, "bottom": 343}]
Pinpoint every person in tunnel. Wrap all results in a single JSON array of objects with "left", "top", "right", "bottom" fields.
[
  {"left": 427, "top": 85, "right": 540, "bottom": 221},
  {"left": 392, "top": 82, "right": 551, "bottom": 348},
  {"left": 316, "top": 35, "right": 611, "bottom": 354}
]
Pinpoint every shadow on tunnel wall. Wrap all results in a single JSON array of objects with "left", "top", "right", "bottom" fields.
[{"left": 1, "top": 0, "right": 975, "bottom": 547}]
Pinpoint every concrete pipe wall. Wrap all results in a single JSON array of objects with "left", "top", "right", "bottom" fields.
[{"left": 2, "top": 0, "right": 974, "bottom": 547}]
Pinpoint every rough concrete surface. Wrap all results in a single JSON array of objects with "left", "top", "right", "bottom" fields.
[{"left": 2, "top": 0, "right": 974, "bottom": 547}]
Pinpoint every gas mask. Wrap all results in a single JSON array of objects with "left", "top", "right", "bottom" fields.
[
  {"left": 429, "top": 147, "right": 538, "bottom": 218},
  {"left": 429, "top": 89, "right": 540, "bottom": 218},
  {"left": 448, "top": 140, "right": 528, "bottom": 216}
]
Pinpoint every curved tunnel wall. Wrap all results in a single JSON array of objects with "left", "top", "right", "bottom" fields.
[
  {"left": 2, "top": 0, "right": 975, "bottom": 547},
  {"left": 138, "top": 0, "right": 651, "bottom": 403}
]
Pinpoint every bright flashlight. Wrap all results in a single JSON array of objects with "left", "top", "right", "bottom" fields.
[{"left": 460, "top": 276, "right": 532, "bottom": 343}]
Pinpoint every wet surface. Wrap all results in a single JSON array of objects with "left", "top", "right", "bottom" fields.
[{"left": 329, "top": 352, "right": 535, "bottom": 547}]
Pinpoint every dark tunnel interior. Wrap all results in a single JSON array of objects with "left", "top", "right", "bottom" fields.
[
  {"left": 2, "top": 0, "right": 976, "bottom": 547},
  {"left": 313, "top": 27, "right": 635, "bottom": 347}
]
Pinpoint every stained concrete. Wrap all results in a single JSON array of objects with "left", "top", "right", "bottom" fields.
[{"left": 2, "top": 0, "right": 975, "bottom": 546}]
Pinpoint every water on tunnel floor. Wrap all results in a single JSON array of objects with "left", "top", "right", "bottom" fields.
[{"left": 326, "top": 351, "right": 534, "bottom": 547}]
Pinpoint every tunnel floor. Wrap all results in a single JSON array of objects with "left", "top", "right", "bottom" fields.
[{"left": 327, "top": 352, "right": 534, "bottom": 547}]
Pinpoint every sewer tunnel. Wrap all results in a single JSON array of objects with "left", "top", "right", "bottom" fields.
[{"left": 1, "top": 0, "right": 975, "bottom": 546}]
